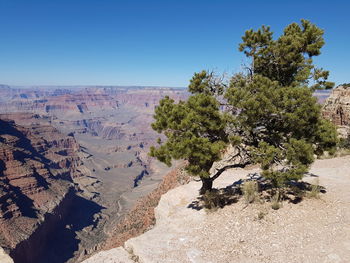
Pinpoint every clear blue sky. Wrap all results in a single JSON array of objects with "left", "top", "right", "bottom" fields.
[{"left": 0, "top": 0, "right": 349, "bottom": 87}]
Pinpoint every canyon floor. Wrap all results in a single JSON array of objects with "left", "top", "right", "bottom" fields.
[{"left": 84, "top": 155, "right": 350, "bottom": 263}]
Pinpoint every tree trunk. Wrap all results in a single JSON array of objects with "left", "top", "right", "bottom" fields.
[
  {"left": 199, "top": 160, "right": 251, "bottom": 195},
  {"left": 199, "top": 177, "right": 213, "bottom": 195}
]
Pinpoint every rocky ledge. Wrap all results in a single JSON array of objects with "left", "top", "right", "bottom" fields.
[{"left": 84, "top": 156, "right": 350, "bottom": 263}]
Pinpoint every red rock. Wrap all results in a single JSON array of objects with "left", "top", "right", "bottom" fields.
[{"left": 0, "top": 115, "right": 87, "bottom": 251}]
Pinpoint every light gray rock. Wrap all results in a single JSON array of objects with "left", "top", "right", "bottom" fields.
[
  {"left": 82, "top": 247, "right": 133, "bottom": 263},
  {"left": 0, "top": 247, "right": 13, "bottom": 263},
  {"left": 322, "top": 85, "right": 350, "bottom": 129}
]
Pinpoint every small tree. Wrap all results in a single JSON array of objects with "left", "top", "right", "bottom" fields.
[
  {"left": 150, "top": 20, "right": 338, "bottom": 193},
  {"left": 150, "top": 71, "right": 232, "bottom": 194}
]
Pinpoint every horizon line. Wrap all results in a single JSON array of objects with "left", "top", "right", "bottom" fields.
[{"left": 0, "top": 84, "right": 188, "bottom": 89}]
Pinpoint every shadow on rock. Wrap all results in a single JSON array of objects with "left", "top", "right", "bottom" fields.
[
  {"left": 10, "top": 191, "right": 105, "bottom": 263},
  {"left": 187, "top": 179, "right": 243, "bottom": 211},
  {"left": 187, "top": 173, "right": 327, "bottom": 211}
]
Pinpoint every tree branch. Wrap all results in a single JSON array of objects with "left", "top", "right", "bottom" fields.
[{"left": 210, "top": 161, "right": 251, "bottom": 181}]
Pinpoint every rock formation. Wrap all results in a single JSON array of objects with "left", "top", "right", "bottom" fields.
[
  {"left": 322, "top": 86, "right": 350, "bottom": 125},
  {"left": 0, "top": 85, "right": 189, "bottom": 262},
  {"left": 0, "top": 115, "right": 98, "bottom": 262}
]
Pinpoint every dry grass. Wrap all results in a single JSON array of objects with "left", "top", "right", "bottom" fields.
[
  {"left": 307, "top": 178, "right": 321, "bottom": 199},
  {"left": 271, "top": 191, "right": 281, "bottom": 210},
  {"left": 125, "top": 247, "right": 140, "bottom": 262},
  {"left": 257, "top": 211, "right": 267, "bottom": 220},
  {"left": 242, "top": 181, "right": 259, "bottom": 204},
  {"left": 202, "top": 190, "right": 221, "bottom": 212},
  {"left": 336, "top": 149, "right": 350, "bottom": 157},
  {"left": 320, "top": 148, "right": 350, "bottom": 159}
]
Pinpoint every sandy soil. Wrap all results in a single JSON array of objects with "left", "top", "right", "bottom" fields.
[{"left": 83, "top": 155, "right": 350, "bottom": 263}]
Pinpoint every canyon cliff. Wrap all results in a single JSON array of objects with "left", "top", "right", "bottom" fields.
[
  {"left": 0, "top": 114, "right": 103, "bottom": 262},
  {"left": 0, "top": 85, "right": 189, "bottom": 262}
]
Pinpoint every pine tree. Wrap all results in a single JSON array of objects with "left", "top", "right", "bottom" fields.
[
  {"left": 150, "top": 20, "right": 338, "bottom": 193},
  {"left": 150, "top": 71, "right": 231, "bottom": 193}
]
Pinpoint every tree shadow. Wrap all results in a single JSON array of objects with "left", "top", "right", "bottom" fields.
[
  {"left": 306, "top": 172, "right": 319, "bottom": 177},
  {"left": 282, "top": 180, "right": 327, "bottom": 204},
  {"left": 187, "top": 179, "right": 243, "bottom": 211},
  {"left": 187, "top": 172, "right": 327, "bottom": 210}
]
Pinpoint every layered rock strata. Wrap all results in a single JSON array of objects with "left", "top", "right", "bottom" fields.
[{"left": 0, "top": 117, "right": 92, "bottom": 261}]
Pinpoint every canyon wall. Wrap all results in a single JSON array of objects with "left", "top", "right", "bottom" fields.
[
  {"left": 0, "top": 85, "right": 189, "bottom": 262},
  {"left": 0, "top": 115, "right": 100, "bottom": 262},
  {"left": 102, "top": 165, "right": 190, "bottom": 251}
]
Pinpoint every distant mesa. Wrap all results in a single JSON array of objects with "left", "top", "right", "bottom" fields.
[{"left": 0, "top": 85, "right": 187, "bottom": 116}]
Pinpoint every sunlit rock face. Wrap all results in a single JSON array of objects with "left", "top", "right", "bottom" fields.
[
  {"left": 322, "top": 85, "right": 350, "bottom": 126},
  {"left": 322, "top": 85, "right": 350, "bottom": 137}
]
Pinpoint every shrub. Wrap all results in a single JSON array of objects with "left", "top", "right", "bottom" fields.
[
  {"left": 257, "top": 211, "right": 266, "bottom": 220},
  {"left": 307, "top": 178, "right": 321, "bottom": 199},
  {"left": 242, "top": 181, "right": 259, "bottom": 204},
  {"left": 202, "top": 190, "right": 222, "bottom": 211},
  {"left": 271, "top": 191, "right": 281, "bottom": 210},
  {"left": 339, "top": 135, "right": 350, "bottom": 149}
]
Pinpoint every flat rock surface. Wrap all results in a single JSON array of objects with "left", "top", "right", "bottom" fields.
[
  {"left": 83, "top": 247, "right": 133, "bottom": 263},
  {"left": 84, "top": 156, "right": 350, "bottom": 263}
]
